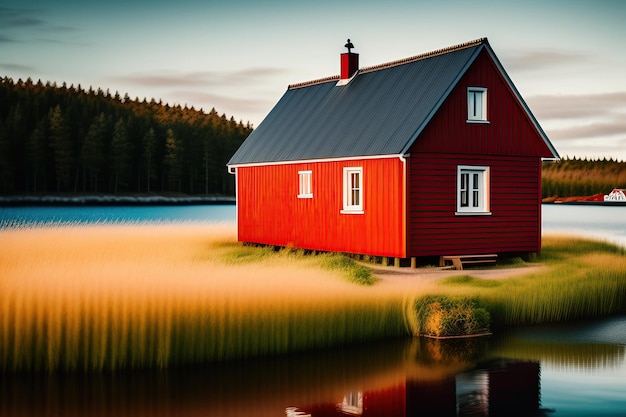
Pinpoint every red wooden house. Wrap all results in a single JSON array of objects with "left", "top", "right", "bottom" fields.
[{"left": 227, "top": 38, "right": 559, "bottom": 261}]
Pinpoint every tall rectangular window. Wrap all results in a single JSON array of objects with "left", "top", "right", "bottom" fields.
[
  {"left": 457, "top": 165, "right": 490, "bottom": 215},
  {"left": 297, "top": 170, "right": 312, "bottom": 198},
  {"left": 342, "top": 167, "right": 363, "bottom": 213},
  {"left": 467, "top": 87, "right": 488, "bottom": 122}
]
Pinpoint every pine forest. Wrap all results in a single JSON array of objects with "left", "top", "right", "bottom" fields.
[{"left": 0, "top": 77, "right": 252, "bottom": 196}]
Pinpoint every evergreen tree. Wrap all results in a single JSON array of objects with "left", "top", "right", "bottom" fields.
[
  {"left": 0, "top": 121, "right": 13, "bottom": 193},
  {"left": 48, "top": 105, "right": 72, "bottom": 192},
  {"left": 142, "top": 127, "right": 156, "bottom": 193},
  {"left": 26, "top": 118, "right": 47, "bottom": 192},
  {"left": 110, "top": 117, "right": 131, "bottom": 193},
  {"left": 81, "top": 113, "right": 107, "bottom": 192},
  {"left": 164, "top": 128, "right": 182, "bottom": 192}
]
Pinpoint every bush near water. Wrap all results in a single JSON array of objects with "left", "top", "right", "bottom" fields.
[{"left": 413, "top": 296, "right": 491, "bottom": 338}]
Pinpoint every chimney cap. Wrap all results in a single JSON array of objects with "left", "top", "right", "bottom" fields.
[{"left": 344, "top": 39, "right": 354, "bottom": 54}]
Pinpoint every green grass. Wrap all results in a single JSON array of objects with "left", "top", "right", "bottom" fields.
[
  {"left": 214, "top": 243, "right": 377, "bottom": 285},
  {"left": 435, "top": 237, "right": 626, "bottom": 329},
  {"left": 439, "top": 275, "right": 502, "bottom": 288}
]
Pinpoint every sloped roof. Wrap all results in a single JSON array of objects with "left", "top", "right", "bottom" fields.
[{"left": 228, "top": 38, "right": 558, "bottom": 166}]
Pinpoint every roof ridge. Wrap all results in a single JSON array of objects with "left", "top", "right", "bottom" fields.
[
  {"left": 288, "top": 74, "right": 340, "bottom": 90},
  {"left": 361, "top": 37, "right": 488, "bottom": 73},
  {"left": 287, "top": 37, "right": 487, "bottom": 90}
]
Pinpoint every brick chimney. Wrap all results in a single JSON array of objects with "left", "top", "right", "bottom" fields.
[{"left": 340, "top": 39, "right": 359, "bottom": 80}]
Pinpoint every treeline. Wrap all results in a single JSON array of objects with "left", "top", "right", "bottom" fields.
[
  {"left": 0, "top": 77, "right": 252, "bottom": 196},
  {"left": 542, "top": 156, "right": 626, "bottom": 198}
]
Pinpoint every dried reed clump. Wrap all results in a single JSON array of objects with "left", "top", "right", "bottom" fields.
[{"left": 411, "top": 296, "right": 491, "bottom": 338}]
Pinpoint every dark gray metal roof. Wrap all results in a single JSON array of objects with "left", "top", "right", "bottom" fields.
[{"left": 227, "top": 38, "right": 558, "bottom": 166}]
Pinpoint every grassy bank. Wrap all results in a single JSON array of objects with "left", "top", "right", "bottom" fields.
[
  {"left": 437, "top": 237, "right": 626, "bottom": 329},
  {"left": 1, "top": 224, "right": 625, "bottom": 372}
]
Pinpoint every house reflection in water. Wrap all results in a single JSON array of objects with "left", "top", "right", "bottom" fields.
[
  {"left": 295, "top": 359, "right": 540, "bottom": 417},
  {"left": 13, "top": 334, "right": 620, "bottom": 417}
]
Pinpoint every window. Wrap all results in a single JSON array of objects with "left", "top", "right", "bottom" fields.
[
  {"left": 342, "top": 167, "right": 363, "bottom": 213},
  {"left": 457, "top": 165, "right": 490, "bottom": 215},
  {"left": 467, "top": 87, "right": 488, "bottom": 122},
  {"left": 297, "top": 170, "right": 312, "bottom": 198},
  {"left": 339, "top": 391, "right": 363, "bottom": 415}
]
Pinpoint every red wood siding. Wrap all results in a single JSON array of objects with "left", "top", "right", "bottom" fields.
[
  {"left": 405, "top": 49, "right": 548, "bottom": 257},
  {"left": 406, "top": 154, "right": 542, "bottom": 257},
  {"left": 236, "top": 157, "right": 406, "bottom": 258},
  {"left": 413, "top": 49, "right": 554, "bottom": 158}
]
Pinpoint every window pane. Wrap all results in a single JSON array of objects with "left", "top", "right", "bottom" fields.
[
  {"left": 473, "top": 173, "right": 479, "bottom": 190},
  {"left": 461, "top": 191, "right": 468, "bottom": 207},
  {"left": 343, "top": 168, "right": 362, "bottom": 211},
  {"left": 473, "top": 190, "right": 479, "bottom": 207},
  {"left": 299, "top": 172, "right": 312, "bottom": 196}
]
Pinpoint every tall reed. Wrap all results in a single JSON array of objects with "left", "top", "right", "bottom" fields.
[
  {"left": 0, "top": 224, "right": 407, "bottom": 372},
  {"left": 438, "top": 236, "right": 626, "bottom": 328},
  {"left": 2, "top": 224, "right": 625, "bottom": 373}
]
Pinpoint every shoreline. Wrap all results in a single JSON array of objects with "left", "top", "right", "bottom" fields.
[{"left": 0, "top": 194, "right": 235, "bottom": 206}]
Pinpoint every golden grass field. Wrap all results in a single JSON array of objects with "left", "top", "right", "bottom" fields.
[
  {"left": 1, "top": 223, "right": 625, "bottom": 372},
  {"left": 0, "top": 223, "right": 422, "bottom": 371}
]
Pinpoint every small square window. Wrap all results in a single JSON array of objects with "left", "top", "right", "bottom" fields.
[
  {"left": 341, "top": 167, "right": 363, "bottom": 214},
  {"left": 467, "top": 87, "right": 487, "bottom": 122},
  {"left": 298, "top": 171, "right": 312, "bottom": 198},
  {"left": 456, "top": 165, "right": 490, "bottom": 215}
]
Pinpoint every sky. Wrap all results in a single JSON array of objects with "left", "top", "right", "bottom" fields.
[{"left": 1, "top": 0, "right": 625, "bottom": 161}]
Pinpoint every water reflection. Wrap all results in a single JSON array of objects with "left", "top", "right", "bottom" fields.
[{"left": 2, "top": 319, "right": 625, "bottom": 417}]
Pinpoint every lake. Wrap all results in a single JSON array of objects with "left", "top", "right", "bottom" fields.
[
  {"left": 1, "top": 203, "right": 625, "bottom": 416},
  {"left": 1, "top": 202, "right": 625, "bottom": 248}
]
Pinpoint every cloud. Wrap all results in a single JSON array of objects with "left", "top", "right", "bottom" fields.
[
  {"left": 110, "top": 68, "right": 287, "bottom": 88},
  {"left": 0, "top": 63, "right": 35, "bottom": 72},
  {"left": 173, "top": 90, "right": 274, "bottom": 114},
  {"left": 502, "top": 48, "right": 591, "bottom": 72},
  {"left": 0, "top": 34, "right": 16, "bottom": 43},
  {"left": 526, "top": 92, "right": 626, "bottom": 120},
  {"left": 0, "top": 7, "right": 78, "bottom": 43},
  {"left": 546, "top": 118, "right": 626, "bottom": 140},
  {"left": 6, "top": 17, "right": 46, "bottom": 27}
]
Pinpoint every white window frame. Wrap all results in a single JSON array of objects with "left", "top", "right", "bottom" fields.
[
  {"left": 297, "top": 170, "right": 312, "bottom": 198},
  {"left": 456, "top": 165, "right": 491, "bottom": 215},
  {"left": 341, "top": 167, "right": 363, "bottom": 214},
  {"left": 467, "top": 87, "right": 488, "bottom": 122}
]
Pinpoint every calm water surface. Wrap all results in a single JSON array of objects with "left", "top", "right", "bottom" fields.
[
  {"left": 1, "top": 204, "right": 624, "bottom": 416},
  {"left": 1, "top": 317, "right": 624, "bottom": 416},
  {"left": 542, "top": 203, "right": 626, "bottom": 248},
  {"left": 0, "top": 204, "right": 235, "bottom": 225}
]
